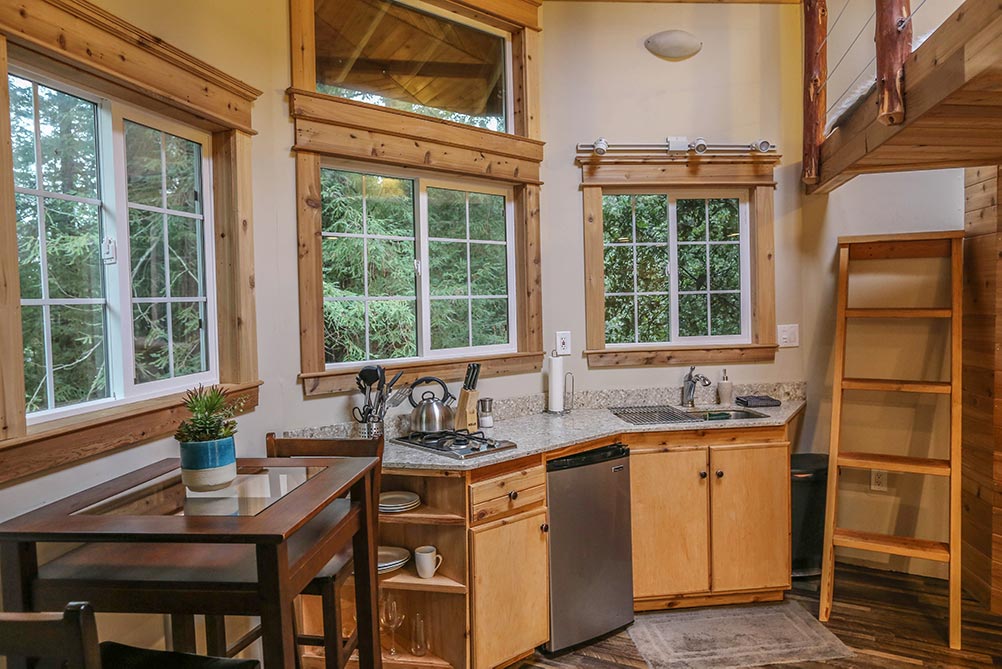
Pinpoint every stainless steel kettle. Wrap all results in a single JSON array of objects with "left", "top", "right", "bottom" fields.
[{"left": 408, "top": 376, "right": 454, "bottom": 433}]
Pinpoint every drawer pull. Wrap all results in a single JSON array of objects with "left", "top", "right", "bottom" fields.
[
  {"left": 508, "top": 490, "right": 519, "bottom": 501},
  {"left": 716, "top": 470, "right": 725, "bottom": 478},
  {"left": 699, "top": 471, "right": 708, "bottom": 479},
  {"left": 540, "top": 523, "right": 550, "bottom": 533}
]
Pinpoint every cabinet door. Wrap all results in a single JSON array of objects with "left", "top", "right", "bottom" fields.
[
  {"left": 710, "top": 443, "right": 790, "bottom": 592},
  {"left": 471, "top": 506, "right": 549, "bottom": 668},
  {"left": 631, "top": 448, "right": 710, "bottom": 598}
]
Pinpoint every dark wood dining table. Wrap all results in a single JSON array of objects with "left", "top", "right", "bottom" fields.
[{"left": 0, "top": 457, "right": 382, "bottom": 669}]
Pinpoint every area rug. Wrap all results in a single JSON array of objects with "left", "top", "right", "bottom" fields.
[{"left": 627, "top": 600, "right": 852, "bottom": 668}]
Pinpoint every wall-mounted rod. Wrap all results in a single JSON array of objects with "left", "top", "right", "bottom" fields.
[{"left": 577, "top": 137, "right": 776, "bottom": 156}]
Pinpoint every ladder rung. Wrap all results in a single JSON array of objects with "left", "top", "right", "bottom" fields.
[
  {"left": 842, "top": 378, "right": 952, "bottom": 394},
  {"left": 832, "top": 529, "right": 950, "bottom": 562},
  {"left": 838, "top": 452, "right": 951, "bottom": 476},
  {"left": 844, "top": 308, "right": 952, "bottom": 319}
]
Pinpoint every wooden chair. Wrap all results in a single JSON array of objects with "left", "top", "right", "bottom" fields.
[
  {"left": 265, "top": 433, "right": 384, "bottom": 669},
  {"left": 0, "top": 602, "right": 259, "bottom": 669}
]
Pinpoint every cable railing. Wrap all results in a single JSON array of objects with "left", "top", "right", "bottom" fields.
[{"left": 802, "top": 0, "right": 954, "bottom": 185}]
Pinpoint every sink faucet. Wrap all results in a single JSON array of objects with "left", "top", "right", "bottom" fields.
[{"left": 682, "top": 366, "right": 711, "bottom": 408}]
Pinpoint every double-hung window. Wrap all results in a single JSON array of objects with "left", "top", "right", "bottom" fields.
[
  {"left": 321, "top": 167, "right": 516, "bottom": 365},
  {"left": 10, "top": 69, "right": 217, "bottom": 421},
  {"left": 602, "top": 192, "right": 751, "bottom": 346}
]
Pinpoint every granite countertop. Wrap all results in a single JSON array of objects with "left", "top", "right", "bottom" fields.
[{"left": 382, "top": 400, "right": 805, "bottom": 471}]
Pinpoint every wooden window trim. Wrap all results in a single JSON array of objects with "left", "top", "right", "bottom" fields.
[
  {"left": 291, "top": 0, "right": 543, "bottom": 396},
  {"left": 579, "top": 153, "right": 780, "bottom": 368},
  {"left": 0, "top": 382, "right": 261, "bottom": 487},
  {"left": 0, "top": 1, "right": 262, "bottom": 482}
]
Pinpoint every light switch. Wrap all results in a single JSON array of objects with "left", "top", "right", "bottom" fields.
[{"left": 777, "top": 324, "right": 800, "bottom": 348}]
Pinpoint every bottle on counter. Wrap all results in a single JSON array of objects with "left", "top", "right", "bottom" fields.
[{"left": 717, "top": 369, "right": 734, "bottom": 405}]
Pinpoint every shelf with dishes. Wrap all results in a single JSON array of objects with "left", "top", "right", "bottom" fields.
[
  {"left": 379, "top": 503, "right": 466, "bottom": 526},
  {"left": 380, "top": 564, "right": 467, "bottom": 594}
]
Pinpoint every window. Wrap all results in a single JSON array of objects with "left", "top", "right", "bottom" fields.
[
  {"left": 602, "top": 193, "right": 750, "bottom": 346},
  {"left": 9, "top": 71, "right": 216, "bottom": 421},
  {"left": 313, "top": 0, "right": 511, "bottom": 132},
  {"left": 321, "top": 167, "right": 516, "bottom": 365}
]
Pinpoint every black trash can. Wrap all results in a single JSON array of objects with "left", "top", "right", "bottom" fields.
[{"left": 791, "top": 453, "right": 828, "bottom": 577}]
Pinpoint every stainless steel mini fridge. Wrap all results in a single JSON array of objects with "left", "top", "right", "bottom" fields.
[{"left": 545, "top": 443, "right": 633, "bottom": 652}]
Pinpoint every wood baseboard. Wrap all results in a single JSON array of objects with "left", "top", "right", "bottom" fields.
[{"left": 634, "top": 588, "right": 786, "bottom": 611}]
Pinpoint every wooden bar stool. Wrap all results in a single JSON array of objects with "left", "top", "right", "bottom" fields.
[{"left": 205, "top": 434, "right": 384, "bottom": 669}]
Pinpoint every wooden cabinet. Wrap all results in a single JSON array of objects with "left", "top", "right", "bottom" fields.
[
  {"left": 631, "top": 448, "right": 710, "bottom": 597},
  {"left": 470, "top": 506, "right": 550, "bottom": 668},
  {"left": 631, "top": 440, "right": 791, "bottom": 609},
  {"left": 710, "top": 444, "right": 791, "bottom": 592}
]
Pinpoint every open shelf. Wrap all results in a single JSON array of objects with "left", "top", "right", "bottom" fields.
[
  {"left": 380, "top": 564, "right": 467, "bottom": 594},
  {"left": 302, "top": 632, "right": 452, "bottom": 669},
  {"left": 845, "top": 308, "right": 952, "bottom": 319},
  {"left": 379, "top": 503, "right": 466, "bottom": 526}
]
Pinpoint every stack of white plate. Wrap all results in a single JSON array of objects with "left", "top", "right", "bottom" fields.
[
  {"left": 379, "top": 490, "right": 421, "bottom": 514},
  {"left": 377, "top": 546, "right": 410, "bottom": 574}
]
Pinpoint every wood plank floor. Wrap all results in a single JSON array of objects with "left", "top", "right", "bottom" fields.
[{"left": 516, "top": 564, "right": 1002, "bottom": 668}]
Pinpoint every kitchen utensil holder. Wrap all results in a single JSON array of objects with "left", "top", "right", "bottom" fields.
[
  {"left": 453, "top": 388, "right": 479, "bottom": 432},
  {"left": 544, "top": 372, "right": 575, "bottom": 415},
  {"left": 362, "top": 420, "right": 384, "bottom": 439}
]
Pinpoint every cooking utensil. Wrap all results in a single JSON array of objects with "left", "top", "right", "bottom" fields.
[
  {"left": 385, "top": 384, "right": 411, "bottom": 409},
  {"left": 470, "top": 363, "right": 481, "bottom": 390},
  {"left": 408, "top": 377, "right": 454, "bottom": 433}
]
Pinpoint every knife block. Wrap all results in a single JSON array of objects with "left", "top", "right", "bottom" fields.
[{"left": 454, "top": 388, "right": 479, "bottom": 432}]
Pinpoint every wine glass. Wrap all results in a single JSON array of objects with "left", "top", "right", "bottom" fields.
[{"left": 379, "top": 594, "right": 406, "bottom": 656}]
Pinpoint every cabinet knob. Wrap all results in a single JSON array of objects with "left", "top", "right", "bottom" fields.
[
  {"left": 540, "top": 523, "right": 549, "bottom": 533},
  {"left": 716, "top": 470, "right": 724, "bottom": 478},
  {"left": 699, "top": 471, "right": 708, "bottom": 479},
  {"left": 508, "top": 490, "right": 519, "bottom": 501}
]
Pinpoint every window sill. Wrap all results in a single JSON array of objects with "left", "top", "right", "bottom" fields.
[
  {"left": 584, "top": 344, "right": 778, "bottom": 368},
  {"left": 299, "top": 351, "right": 545, "bottom": 396},
  {"left": 0, "top": 381, "right": 261, "bottom": 487}
]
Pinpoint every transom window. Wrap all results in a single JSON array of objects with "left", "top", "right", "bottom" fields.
[
  {"left": 602, "top": 192, "right": 751, "bottom": 346},
  {"left": 9, "top": 70, "right": 217, "bottom": 421},
  {"left": 321, "top": 167, "right": 516, "bottom": 364},
  {"left": 313, "top": 0, "right": 511, "bottom": 132}
]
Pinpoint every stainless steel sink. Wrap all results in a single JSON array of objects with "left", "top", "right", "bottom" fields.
[
  {"left": 684, "top": 408, "right": 769, "bottom": 421},
  {"left": 610, "top": 405, "right": 769, "bottom": 425}
]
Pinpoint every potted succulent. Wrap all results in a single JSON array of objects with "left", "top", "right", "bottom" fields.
[{"left": 175, "top": 385, "right": 244, "bottom": 492}]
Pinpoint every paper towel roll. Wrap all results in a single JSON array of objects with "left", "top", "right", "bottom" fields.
[{"left": 547, "top": 353, "right": 564, "bottom": 413}]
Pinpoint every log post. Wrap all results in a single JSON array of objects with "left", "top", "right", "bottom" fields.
[
  {"left": 803, "top": 0, "right": 827, "bottom": 185},
  {"left": 876, "top": 0, "right": 912, "bottom": 126}
]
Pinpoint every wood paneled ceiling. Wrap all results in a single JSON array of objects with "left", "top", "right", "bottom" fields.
[{"left": 314, "top": 0, "right": 506, "bottom": 116}]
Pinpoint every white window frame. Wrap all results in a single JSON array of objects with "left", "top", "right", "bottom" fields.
[
  {"left": 11, "top": 64, "right": 219, "bottom": 426},
  {"left": 321, "top": 163, "right": 518, "bottom": 369},
  {"left": 603, "top": 189, "right": 752, "bottom": 349}
]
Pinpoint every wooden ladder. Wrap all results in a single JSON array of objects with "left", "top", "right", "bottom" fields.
[{"left": 819, "top": 231, "right": 964, "bottom": 649}]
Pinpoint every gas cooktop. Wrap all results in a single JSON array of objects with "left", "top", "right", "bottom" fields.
[{"left": 392, "top": 430, "right": 517, "bottom": 460}]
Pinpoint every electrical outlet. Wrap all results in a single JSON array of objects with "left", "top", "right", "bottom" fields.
[
  {"left": 777, "top": 324, "right": 800, "bottom": 348},
  {"left": 870, "top": 469, "right": 888, "bottom": 492},
  {"left": 555, "top": 331, "right": 572, "bottom": 356}
]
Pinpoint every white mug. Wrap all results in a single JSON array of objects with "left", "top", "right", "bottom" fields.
[{"left": 414, "top": 545, "right": 443, "bottom": 579}]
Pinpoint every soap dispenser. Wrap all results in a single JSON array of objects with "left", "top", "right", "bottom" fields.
[{"left": 717, "top": 369, "right": 734, "bottom": 405}]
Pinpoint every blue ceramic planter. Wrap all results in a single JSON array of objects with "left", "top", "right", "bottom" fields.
[{"left": 179, "top": 436, "right": 237, "bottom": 492}]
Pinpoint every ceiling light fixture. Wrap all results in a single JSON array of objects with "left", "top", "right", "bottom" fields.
[{"left": 644, "top": 30, "right": 702, "bottom": 61}]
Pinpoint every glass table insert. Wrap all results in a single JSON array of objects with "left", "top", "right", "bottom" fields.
[{"left": 74, "top": 465, "right": 325, "bottom": 517}]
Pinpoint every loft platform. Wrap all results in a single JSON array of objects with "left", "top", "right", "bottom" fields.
[{"left": 805, "top": 0, "right": 1002, "bottom": 194}]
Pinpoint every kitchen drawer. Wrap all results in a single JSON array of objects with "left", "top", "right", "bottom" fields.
[{"left": 470, "top": 465, "right": 545, "bottom": 524}]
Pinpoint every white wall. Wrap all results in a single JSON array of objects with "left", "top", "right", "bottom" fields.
[
  {"left": 800, "top": 170, "right": 964, "bottom": 578},
  {"left": 538, "top": 0, "right": 806, "bottom": 394}
]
